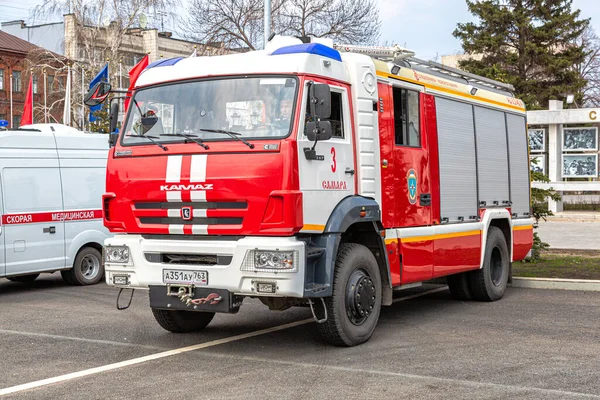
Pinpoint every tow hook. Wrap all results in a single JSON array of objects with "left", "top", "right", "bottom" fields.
[
  {"left": 307, "top": 298, "right": 328, "bottom": 324},
  {"left": 171, "top": 285, "right": 223, "bottom": 307}
]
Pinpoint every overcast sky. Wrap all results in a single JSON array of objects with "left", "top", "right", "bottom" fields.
[{"left": 1, "top": 0, "right": 599, "bottom": 61}]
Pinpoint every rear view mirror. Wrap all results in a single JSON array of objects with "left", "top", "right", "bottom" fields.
[
  {"left": 309, "top": 83, "right": 331, "bottom": 119},
  {"left": 84, "top": 82, "right": 112, "bottom": 106},
  {"left": 305, "top": 121, "right": 332, "bottom": 141},
  {"left": 140, "top": 116, "right": 158, "bottom": 134}
]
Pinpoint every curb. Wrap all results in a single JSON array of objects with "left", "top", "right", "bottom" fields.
[{"left": 511, "top": 277, "right": 600, "bottom": 292}]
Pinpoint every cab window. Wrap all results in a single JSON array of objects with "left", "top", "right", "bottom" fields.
[{"left": 393, "top": 87, "right": 420, "bottom": 147}]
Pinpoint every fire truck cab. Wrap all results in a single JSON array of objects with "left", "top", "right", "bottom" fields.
[{"left": 101, "top": 37, "right": 533, "bottom": 346}]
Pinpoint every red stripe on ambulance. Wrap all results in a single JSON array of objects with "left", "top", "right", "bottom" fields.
[{"left": 2, "top": 210, "right": 103, "bottom": 225}]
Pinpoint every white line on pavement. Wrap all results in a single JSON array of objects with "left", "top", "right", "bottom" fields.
[
  {"left": 0, "top": 329, "right": 165, "bottom": 351},
  {"left": 0, "top": 287, "right": 444, "bottom": 396}
]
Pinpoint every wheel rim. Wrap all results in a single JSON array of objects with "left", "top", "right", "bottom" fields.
[
  {"left": 490, "top": 247, "right": 503, "bottom": 286},
  {"left": 81, "top": 254, "right": 100, "bottom": 280},
  {"left": 345, "top": 268, "right": 376, "bottom": 326}
]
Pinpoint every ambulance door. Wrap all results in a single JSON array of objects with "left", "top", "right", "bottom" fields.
[
  {"left": 0, "top": 176, "right": 5, "bottom": 277},
  {"left": 3, "top": 161, "right": 66, "bottom": 276},
  {"left": 297, "top": 80, "right": 355, "bottom": 232},
  {"left": 384, "top": 83, "right": 433, "bottom": 283}
]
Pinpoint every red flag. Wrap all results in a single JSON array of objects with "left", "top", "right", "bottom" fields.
[
  {"left": 20, "top": 76, "right": 33, "bottom": 126},
  {"left": 124, "top": 54, "right": 149, "bottom": 112}
]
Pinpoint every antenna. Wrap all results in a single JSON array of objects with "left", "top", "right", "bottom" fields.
[{"left": 155, "top": 10, "right": 167, "bottom": 31}]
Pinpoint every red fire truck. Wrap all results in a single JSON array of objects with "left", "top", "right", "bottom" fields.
[{"left": 95, "top": 37, "right": 533, "bottom": 346}]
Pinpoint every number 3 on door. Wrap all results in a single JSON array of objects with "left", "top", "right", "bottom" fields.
[{"left": 331, "top": 147, "right": 337, "bottom": 172}]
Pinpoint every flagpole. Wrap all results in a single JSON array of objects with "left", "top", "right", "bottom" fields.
[
  {"left": 44, "top": 69, "right": 48, "bottom": 123},
  {"left": 9, "top": 72, "right": 13, "bottom": 128},
  {"left": 81, "top": 65, "right": 85, "bottom": 130},
  {"left": 30, "top": 72, "right": 34, "bottom": 124}
]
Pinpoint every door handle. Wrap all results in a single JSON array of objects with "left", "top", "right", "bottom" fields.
[
  {"left": 419, "top": 194, "right": 431, "bottom": 206},
  {"left": 345, "top": 168, "right": 355, "bottom": 175},
  {"left": 43, "top": 226, "right": 56, "bottom": 234}
]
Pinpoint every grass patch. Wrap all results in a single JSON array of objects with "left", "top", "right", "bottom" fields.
[{"left": 514, "top": 251, "right": 600, "bottom": 280}]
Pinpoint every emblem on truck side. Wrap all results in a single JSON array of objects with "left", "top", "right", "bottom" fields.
[
  {"left": 407, "top": 169, "right": 418, "bottom": 205},
  {"left": 160, "top": 184, "right": 213, "bottom": 191}
]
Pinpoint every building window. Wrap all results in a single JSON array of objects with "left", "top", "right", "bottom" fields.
[
  {"left": 0, "top": 69, "right": 4, "bottom": 90},
  {"left": 12, "top": 71, "right": 22, "bottom": 92},
  {"left": 13, "top": 115, "right": 21, "bottom": 127},
  {"left": 393, "top": 87, "right": 421, "bottom": 147},
  {"left": 33, "top": 75, "right": 38, "bottom": 94}
]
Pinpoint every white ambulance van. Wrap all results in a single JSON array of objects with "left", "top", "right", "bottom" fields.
[{"left": 0, "top": 123, "right": 109, "bottom": 285}]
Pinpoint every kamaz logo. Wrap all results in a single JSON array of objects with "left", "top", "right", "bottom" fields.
[{"left": 160, "top": 184, "right": 214, "bottom": 191}]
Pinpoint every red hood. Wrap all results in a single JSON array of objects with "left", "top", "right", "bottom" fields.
[{"left": 104, "top": 140, "right": 302, "bottom": 236}]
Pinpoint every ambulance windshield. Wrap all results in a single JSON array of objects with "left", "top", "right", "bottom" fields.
[{"left": 121, "top": 76, "right": 298, "bottom": 145}]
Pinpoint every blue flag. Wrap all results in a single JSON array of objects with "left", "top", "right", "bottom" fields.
[{"left": 89, "top": 64, "right": 109, "bottom": 123}]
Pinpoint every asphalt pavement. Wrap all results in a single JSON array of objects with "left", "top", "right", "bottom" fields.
[
  {"left": 536, "top": 220, "right": 600, "bottom": 250},
  {"left": 1, "top": 274, "right": 599, "bottom": 399}
]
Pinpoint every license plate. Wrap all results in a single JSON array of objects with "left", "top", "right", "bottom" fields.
[{"left": 162, "top": 269, "right": 208, "bottom": 285}]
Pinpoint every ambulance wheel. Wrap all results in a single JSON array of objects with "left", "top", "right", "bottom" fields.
[
  {"left": 447, "top": 272, "right": 473, "bottom": 301},
  {"left": 151, "top": 309, "right": 215, "bottom": 333},
  {"left": 6, "top": 273, "right": 40, "bottom": 283},
  {"left": 62, "top": 247, "right": 104, "bottom": 286},
  {"left": 469, "top": 226, "right": 510, "bottom": 302},
  {"left": 317, "top": 243, "right": 382, "bottom": 347}
]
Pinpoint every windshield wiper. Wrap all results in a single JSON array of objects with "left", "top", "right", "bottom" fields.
[
  {"left": 161, "top": 133, "right": 209, "bottom": 150},
  {"left": 197, "top": 128, "right": 255, "bottom": 149},
  {"left": 131, "top": 134, "right": 168, "bottom": 151}
]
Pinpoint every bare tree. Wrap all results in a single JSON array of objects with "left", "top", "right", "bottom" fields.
[
  {"left": 575, "top": 26, "right": 600, "bottom": 107},
  {"left": 182, "top": 0, "right": 381, "bottom": 51},
  {"left": 280, "top": 0, "right": 380, "bottom": 44}
]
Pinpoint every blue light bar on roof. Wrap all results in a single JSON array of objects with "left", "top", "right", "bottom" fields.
[
  {"left": 271, "top": 43, "right": 342, "bottom": 62},
  {"left": 146, "top": 57, "right": 184, "bottom": 70}
]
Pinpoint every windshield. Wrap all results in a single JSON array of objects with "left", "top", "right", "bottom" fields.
[{"left": 121, "top": 76, "right": 298, "bottom": 145}]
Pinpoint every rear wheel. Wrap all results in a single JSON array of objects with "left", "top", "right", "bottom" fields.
[
  {"left": 469, "top": 226, "right": 510, "bottom": 301},
  {"left": 447, "top": 272, "right": 473, "bottom": 300},
  {"left": 317, "top": 243, "right": 382, "bottom": 347},
  {"left": 6, "top": 273, "right": 40, "bottom": 283},
  {"left": 62, "top": 247, "right": 104, "bottom": 286},
  {"left": 152, "top": 308, "right": 215, "bottom": 333}
]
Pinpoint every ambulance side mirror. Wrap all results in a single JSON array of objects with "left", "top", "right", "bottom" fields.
[{"left": 84, "top": 82, "right": 111, "bottom": 106}]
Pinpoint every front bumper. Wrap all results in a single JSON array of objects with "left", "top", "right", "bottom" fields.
[{"left": 104, "top": 235, "right": 307, "bottom": 298}]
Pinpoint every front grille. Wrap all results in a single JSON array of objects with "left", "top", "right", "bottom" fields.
[
  {"left": 135, "top": 201, "right": 247, "bottom": 210},
  {"left": 145, "top": 253, "right": 233, "bottom": 266},
  {"left": 139, "top": 217, "right": 243, "bottom": 225}
]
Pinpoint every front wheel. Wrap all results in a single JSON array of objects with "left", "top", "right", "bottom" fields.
[
  {"left": 152, "top": 309, "right": 215, "bottom": 333},
  {"left": 317, "top": 243, "right": 382, "bottom": 347}
]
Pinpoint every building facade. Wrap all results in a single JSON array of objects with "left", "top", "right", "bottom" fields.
[{"left": 0, "top": 30, "right": 63, "bottom": 127}]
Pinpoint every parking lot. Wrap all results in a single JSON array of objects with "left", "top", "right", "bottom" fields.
[{"left": 1, "top": 276, "right": 599, "bottom": 399}]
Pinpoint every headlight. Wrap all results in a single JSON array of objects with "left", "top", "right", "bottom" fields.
[
  {"left": 242, "top": 250, "right": 298, "bottom": 272},
  {"left": 104, "top": 245, "right": 131, "bottom": 264}
]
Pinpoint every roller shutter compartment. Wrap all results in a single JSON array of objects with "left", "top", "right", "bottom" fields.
[{"left": 506, "top": 114, "right": 530, "bottom": 218}]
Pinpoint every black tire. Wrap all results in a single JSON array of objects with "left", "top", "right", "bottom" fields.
[
  {"left": 152, "top": 308, "right": 215, "bottom": 333},
  {"left": 469, "top": 226, "right": 510, "bottom": 302},
  {"left": 317, "top": 243, "right": 382, "bottom": 347},
  {"left": 6, "top": 273, "right": 40, "bottom": 283},
  {"left": 62, "top": 247, "right": 104, "bottom": 286},
  {"left": 447, "top": 272, "right": 473, "bottom": 301}
]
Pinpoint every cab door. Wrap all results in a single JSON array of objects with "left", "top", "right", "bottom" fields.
[
  {"left": 297, "top": 79, "right": 355, "bottom": 232},
  {"left": 379, "top": 82, "right": 433, "bottom": 283}
]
